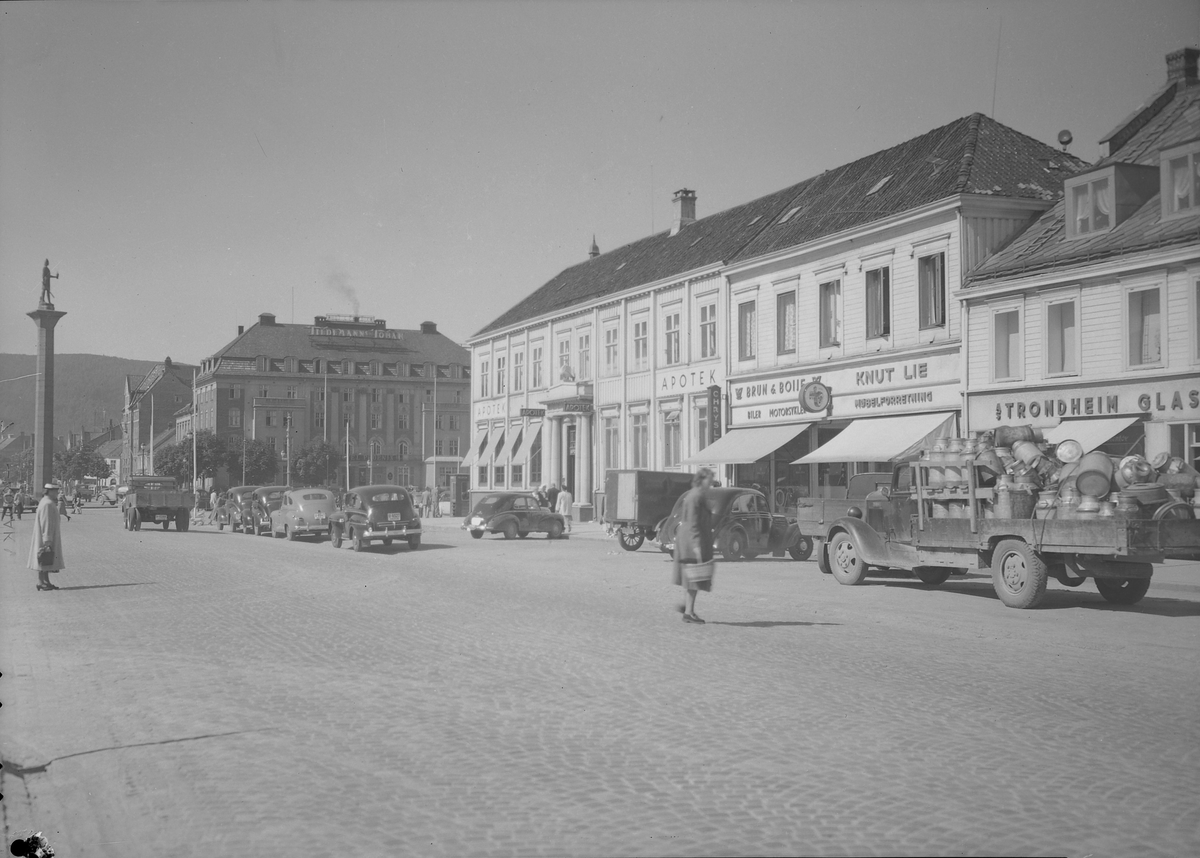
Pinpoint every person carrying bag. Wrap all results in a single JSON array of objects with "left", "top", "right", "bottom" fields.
[{"left": 671, "top": 468, "right": 716, "bottom": 624}]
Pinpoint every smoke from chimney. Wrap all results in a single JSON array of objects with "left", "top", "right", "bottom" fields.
[{"left": 325, "top": 265, "right": 360, "bottom": 316}]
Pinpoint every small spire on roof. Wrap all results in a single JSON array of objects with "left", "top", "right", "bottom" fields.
[{"left": 589, "top": 235, "right": 600, "bottom": 259}]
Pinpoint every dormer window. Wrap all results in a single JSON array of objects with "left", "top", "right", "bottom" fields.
[
  {"left": 1064, "top": 162, "right": 1157, "bottom": 240},
  {"left": 1069, "top": 177, "right": 1112, "bottom": 236},
  {"left": 1161, "top": 140, "right": 1200, "bottom": 221}
]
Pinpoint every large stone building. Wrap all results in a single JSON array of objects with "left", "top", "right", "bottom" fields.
[
  {"left": 962, "top": 49, "right": 1200, "bottom": 468},
  {"left": 121, "top": 357, "right": 198, "bottom": 478},
  {"left": 194, "top": 313, "right": 470, "bottom": 489}
]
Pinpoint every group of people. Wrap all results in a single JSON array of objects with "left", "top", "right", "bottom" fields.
[
  {"left": 414, "top": 485, "right": 444, "bottom": 518},
  {"left": 1, "top": 484, "right": 28, "bottom": 522},
  {"left": 532, "top": 483, "right": 574, "bottom": 533}
]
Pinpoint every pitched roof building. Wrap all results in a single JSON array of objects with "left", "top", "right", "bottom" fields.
[{"left": 121, "top": 357, "right": 198, "bottom": 478}]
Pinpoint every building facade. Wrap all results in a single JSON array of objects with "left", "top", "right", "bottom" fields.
[
  {"left": 194, "top": 313, "right": 470, "bottom": 489},
  {"left": 121, "top": 357, "right": 198, "bottom": 477},
  {"left": 963, "top": 49, "right": 1200, "bottom": 468}
]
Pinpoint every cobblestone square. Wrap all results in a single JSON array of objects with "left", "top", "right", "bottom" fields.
[{"left": 3, "top": 509, "right": 1199, "bottom": 857}]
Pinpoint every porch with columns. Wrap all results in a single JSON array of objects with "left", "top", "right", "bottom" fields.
[{"left": 540, "top": 383, "right": 595, "bottom": 522}]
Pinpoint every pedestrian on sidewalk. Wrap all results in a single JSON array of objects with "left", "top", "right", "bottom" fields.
[
  {"left": 208, "top": 488, "right": 219, "bottom": 523},
  {"left": 1, "top": 486, "right": 14, "bottom": 523},
  {"left": 672, "top": 468, "right": 716, "bottom": 624},
  {"left": 28, "top": 483, "right": 66, "bottom": 591},
  {"left": 57, "top": 490, "right": 71, "bottom": 521},
  {"left": 547, "top": 483, "right": 560, "bottom": 514},
  {"left": 555, "top": 485, "right": 574, "bottom": 535},
  {"left": 419, "top": 486, "right": 431, "bottom": 518},
  {"left": 534, "top": 485, "right": 548, "bottom": 508}
]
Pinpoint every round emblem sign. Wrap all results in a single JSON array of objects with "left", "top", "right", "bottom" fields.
[{"left": 800, "top": 381, "right": 831, "bottom": 413}]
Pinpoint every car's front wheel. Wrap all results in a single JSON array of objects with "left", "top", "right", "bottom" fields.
[
  {"left": 330, "top": 525, "right": 343, "bottom": 548},
  {"left": 547, "top": 520, "right": 563, "bottom": 540},
  {"left": 353, "top": 527, "right": 369, "bottom": 552}
]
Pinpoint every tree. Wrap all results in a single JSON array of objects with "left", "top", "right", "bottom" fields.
[
  {"left": 54, "top": 444, "right": 113, "bottom": 484},
  {"left": 153, "top": 442, "right": 194, "bottom": 485},
  {"left": 291, "top": 441, "right": 342, "bottom": 487},
  {"left": 167, "top": 431, "right": 230, "bottom": 483},
  {"left": 225, "top": 438, "right": 279, "bottom": 485}
]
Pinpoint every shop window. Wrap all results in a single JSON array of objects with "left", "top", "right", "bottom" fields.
[
  {"left": 865, "top": 267, "right": 891, "bottom": 339},
  {"left": 1169, "top": 423, "right": 1200, "bottom": 467},
  {"left": 694, "top": 399, "right": 709, "bottom": 452},
  {"left": 699, "top": 302, "right": 717, "bottom": 359},
  {"left": 738, "top": 300, "right": 756, "bottom": 360},
  {"left": 631, "top": 318, "right": 649, "bottom": 371},
  {"left": 1127, "top": 286, "right": 1163, "bottom": 368},
  {"left": 604, "top": 416, "right": 620, "bottom": 472},
  {"left": 776, "top": 291, "right": 796, "bottom": 355},
  {"left": 663, "top": 411, "right": 681, "bottom": 468},
  {"left": 1045, "top": 298, "right": 1079, "bottom": 376},
  {"left": 919, "top": 253, "right": 946, "bottom": 329},
  {"left": 630, "top": 412, "right": 649, "bottom": 468},
  {"left": 577, "top": 333, "right": 591, "bottom": 380},
  {"left": 992, "top": 308, "right": 1022, "bottom": 382},
  {"left": 1162, "top": 142, "right": 1200, "bottom": 220},
  {"left": 819, "top": 280, "right": 841, "bottom": 347},
  {"left": 531, "top": 345, "right": 544, "bottom": 388},
  {"left": 496, "top": 356, "right": 507, "bottom": 394},
  {"left": 480, "top": 360, "right": 490, "bottom": 398},
  {"left": 663, "top": 310, "right": 681, "bottom": 365},
  {"left": 603, "top": 325, "right": 620, "bottom": 376}
]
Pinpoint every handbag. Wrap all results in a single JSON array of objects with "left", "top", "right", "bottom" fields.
[
  {"left": 37, "top": 545, "right": 54, "bottom": 566},
  {"left": 684, "top": 560, "right": 715, "bottom": 588}
]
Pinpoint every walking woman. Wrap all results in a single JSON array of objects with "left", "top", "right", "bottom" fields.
[
  {"left": 672, "top": 467, "right": 715, "bottom": 624},
  {"left": 28, "top": 483, "right": 66, "bottom": 591}
]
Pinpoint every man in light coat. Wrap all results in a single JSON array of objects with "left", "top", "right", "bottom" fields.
[
  {"left": 555, "top": 485, "right": 574, "bottom": 535},
  {"left": 27, "top": 484, "right": 66, "bottom": 591}
]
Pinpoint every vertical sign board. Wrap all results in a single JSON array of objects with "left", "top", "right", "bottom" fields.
[{"left": 708, "top": 385, "right": 723, "bottom": 444}]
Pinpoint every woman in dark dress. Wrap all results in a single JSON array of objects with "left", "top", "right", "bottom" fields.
[{"left": 672, "top": 468, "right": 715, "bottom": 624}]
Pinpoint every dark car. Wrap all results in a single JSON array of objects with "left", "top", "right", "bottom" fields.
[
  {"left": 655, "top": 487, "right": 805, "bottom": 561},
  {"left": 462, "top": 492, "right": 566, "bottom": 540},
  {"left": 215, "top": 486, "right": 259, "bottom": 532},
  {"left": 329, "top": 485, "right": 422, "bottom": 551},
  {"left": 246, "top": 486, "right": 290, "bottom": 536}
]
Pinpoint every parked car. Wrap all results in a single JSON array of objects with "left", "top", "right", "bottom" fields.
[
  {"left": 215, "top": 485, "right": 260, "bottom": 532},
  {"left": 329, "top": 485, "right": 422, "bottom": 551},
  {"left": 246, "top": 486, "right": 290, "bottom": 536},
  {"left": 463, "top": 492, "right": 566, "bottom": 540},
  {"left": 98, "top": 487, "right": 119, "bottom": 506},
  {"left": 654, "top": 487, "right": 805, "bottom": 561},
  {"left": 270, "top": 487, "right": 337, "bottom": 541}
]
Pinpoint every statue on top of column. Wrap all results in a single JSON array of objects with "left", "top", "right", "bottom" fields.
[{"left": 41, "top": 260, "right": 59, "bottom": 306}]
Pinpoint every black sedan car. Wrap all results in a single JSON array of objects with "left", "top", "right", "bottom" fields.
[
  {"left": 462, "top": 492, "right": 565, "bottom": 539},
  {"left": 215, "top": 485, "right": 260, "bottom": 532},
  {"left": 246, "top": 485, "right": 290, "bottom": 536},
  {"left": 329, "top": 485, "right": 422, "bottom": 551},
  {"left": 654, "top": 487, "right": 807, "bottom": 561}
]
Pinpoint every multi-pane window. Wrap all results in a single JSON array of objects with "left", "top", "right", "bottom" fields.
[
  {"left": 632, "top": 318, "right": 649, "bottom": 371},
  {"left": 229, "top": 410, "right": 242, "bottom": 428},
  {"left": 266, "top": 410, "right": 278, "bottom": 428},
  {"left": 1164, "top": 145, "right": 1200, "bottom": 217},
  {"left": 478, "top": 466, "right": 488, "bottom": 486},
  {"left": 1069, "top": 177, "right": 1113, "bottom": 236},
  {"left": 776, "top": 292, "right": 796, "bottom": 354},
  {"left": 259, "top": 386, "right": 269, "bottom": 398},
  {"left": 449, "top": 438, "right": 460, "bottom": 456},
  {"left": 342, "top": 390, "right": 353, "bottom": 404},
  {"left": 480, "top": 360, "right": 490, "bottom": 398},
  {"left": 663, "top": 411, "right": 681, "bottom": 468},
  {"left": 531, "top": 345, "right": 544, "bottom": 388},
  {"left": 993, "top": 309, "right": 1021, "bottom": 381},
  {"left": 865, "top": 267, "right": 891, "bottom": 339},
  {"left": 819, "top": 280, "right": 842, "bottom": 347},
  {"left": 371, "top": 388, "right": 382, "bottom": 404},
  {"left": 494, "top": 466, "right": 505, "bottom": 487},
  {"left": 1128, "top": 286, "right": 1162, "bottom": 367},
  {"left": 425, "top": 388, "right": 433, "bottom": 401},
  {"left": 558, "top": 338, "right": 571, "bottom": 374},
  {"left": 630, "top": 413, "right": 649, "bottom": 468},
  {"left": 604, "top": 416, "right": 620, "bottom": 472},
  {"left": 449, "top": 415, "right": 460, "bottom": 431},
  {"left": 664, "top": 310, "right": 681, "bottom": 365},
  {"left": 1046, "top": 299, "right": 1078, "bottom": 376},
  {"left": 370, "top": 413, "right": 382, "bottom": 430},
  {"left": 737, "top": 301, "right": 756, "bottom": 360},
  {"left": 495, "top": 356, "right": 507, "bottom": 394},
  {"left": 699, "top": 302, "right": 717, "bottom": 359},
  {"left": 577, "top": 333, "right": 591, "bottom": 380},
  {"left": 435, "top": 414, "right": 445, "bottom": 430},
  {"left": 695, "top": 399, "right": 709, "bottom": 452},
  {"left": 314, "top": 411, "right": 324, "bottom": 430},
  {"left": 919, "top": 253, "right": 946, "bottom": 328},
  {"left": 511, "top": 464, "right": 523, "bottom": 486},
  {"left": 397, "top": 407, "right": 409, "bottom": 430},
  {"left": 512, "top": 352, "right": 525, "bottom": 392},
  {"left": 604, "top": 326, "right": 620, "bottom": 375},
  {"left": 398, "top": 440, "right": 408, "bottom": 458},
  {"left": 229, "top": 387, "right": 240, "bottom": 400},
  {"left": 435, "top": 439, "right": 444, "bottom": 456},
  {"left": 454, "top": 389, "right": 463, "bottom": 404}
]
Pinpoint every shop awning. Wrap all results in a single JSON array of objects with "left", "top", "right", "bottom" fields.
[
  {"left": 460, "top": 429, "right": 489, "bottom": 468},
  {"left": 794, "top": 412, "right": 957, "bottom": 464},
  {"left": 479, "top": 429, "right": 507, "bottom": 466},
  {"left": 1041, "top": 416, "right": 1141, "bottom": 454},
  {"left": 509, "top": 423, "right": 542, "bottom": 468},
  {"left": 682, "top": 422, "right": 813, "bottom": 465},
  {"left": 496, "top": 428, "right": 523, "bottom": 467}
]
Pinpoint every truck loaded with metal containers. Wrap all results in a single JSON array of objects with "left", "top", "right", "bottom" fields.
[{"left": 817, "top": 425, "right": 1200, "bottom": 609}]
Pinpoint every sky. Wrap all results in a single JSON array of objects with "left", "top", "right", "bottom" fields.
[{"left": 1, "top": 0, "right": 1197, "bottom": 365}]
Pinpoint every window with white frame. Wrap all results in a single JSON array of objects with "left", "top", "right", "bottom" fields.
[
  {"left": 449, "top": 438, "right": 460, "bottom": 457},
  {"left": 919, "top": 253, "right": 946, "bottom": 329},
  {"left": 630, "top": 412, "right": 649, "bottom": 468},
  {"left": 435, "top": 414, "right": 445, "bottom": 430},
  {"left": 1127, "top": 285, "right": 1163, "bottom": 367},
  {"left": 663, "top": 309, "right": 681, "bottom": 365},
  {"left": 631, "top": 317, "right": 649, "bottom": 371},
  {"left": 558, "top": 337, "right": 571, "bottom": 375},
  {"left": 1045, "top": 296, "right": 1079, "bottom": 376},
  {"left": 738, "top": 300, "right": 756, "bottom": 360},
  {"left": 371, "top": 387, "right": 382, "bottom": 404},
  {"left": 699, "top": 301, "right": 717, "bottom": 359},
  {"left": 695, "top": 397, "right": 709, "bottom": 451},
  {"left": 512, "top": 351, "right": 524, "bottom": 392},
  {"left": 865, "top": 266, "right": 891, "bottom": 339},
  {"left": 662, "top": 411, "right": 681, "bottom": 467},
  {"left": 435, "top": 439, "right": 444, "bottom": 456},
  {"left": 776, "top": 291, "right": 796, "bottom": 355},
  {"left": 1068, "top": 175, "right": 1113, "bottom": 238},
  {"left": 495, "top": 355, "right": 506, "bottom": 394},
  {"left": 370, "top": 412, "right": 382, "bottom": 430},
  {"left": 819, "top": 280, "right": 842, "bottom": 347},
  {"left": 397, "top": 406, "right": 409, "bottom": 429},
  {"left": 449, "top": 415, "right": 460, "bottom": 431},
  {"left": 577, "top": 332, "right": 591, "bottom": 380},
  {"left": 229, "top": 410, "right": 242, "bottom": 428},
  {"left": 1162, "top": 142, "right": 1200, "bottom": 219},
  {"left": 480, "top": 359, "right": 490, "bottom": 398},
  {"left": 531, "top": 345, "right": 543, "bottom": 388},
  {"left": 603, "top": 325, "right": 619, "bottom": 375},
  {"left": 603, "top": 416, "right": 620, "bottom": 472},
  {"left": 266, "top": 410, "right": 278, "bottom": 428},
  {"left": 992, "top": 307, "right": 1022, "bottom": 382}
]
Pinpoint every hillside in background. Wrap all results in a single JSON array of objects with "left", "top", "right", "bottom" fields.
[{"left": 0, "top": 353, "right": 164, "bottom": 439}]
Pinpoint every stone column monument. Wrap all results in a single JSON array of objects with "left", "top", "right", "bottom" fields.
[{"left": 27, "top": 260, "right": 66, "bottom": 492}]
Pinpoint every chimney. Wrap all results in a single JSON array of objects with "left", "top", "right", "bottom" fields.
[
  {"left": 589, "top": 235, "right": 600, "bottom": 259},
  {"left": 1166, "top": 47, "right": 1199, "bottom": 87},
  {"left": 259, "top": 313, "right": 276, "bottom": 326},
  {"left": 420, "top": 321, "right": 437, "bottom": 335},
  {"left": 670, "top": 189, "right": 696, "bottom": 236},
  {"left": 238, "top": 325, "right": 245, "bottom": 335}
]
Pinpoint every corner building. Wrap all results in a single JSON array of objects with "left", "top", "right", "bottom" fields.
[{"left": 194, "top": 313, "right": 470, "bottom": 489}]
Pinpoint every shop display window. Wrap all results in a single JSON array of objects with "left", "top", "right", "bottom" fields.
[{"left": 1169, "top": 423, "right": 1200, "bottom": 467}]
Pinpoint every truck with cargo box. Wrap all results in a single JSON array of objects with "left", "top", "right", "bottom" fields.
[
  {"left": 603, "top": 469, "right": 695, "bottom": 551},
  {"left": 121, "top": 475, "right": 195, "bottom": 532}
]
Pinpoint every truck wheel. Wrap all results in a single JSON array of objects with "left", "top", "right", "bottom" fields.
[
  {"left": 502, "top": 521, "right": 518, "bottom": 540},
  {"left": 330, "top": 525, "right": 343, "bottom": 548},
  {"left": 547, "top": 520, "right": 563, "bottom": 539},
  {"left": 617, "top": 528, "right": 644, "bottom": 551},
  {"left": 788, "top": 535, "right": 814, "bottom": 561},
  {"left": 991, "top": 539, "right": 1048, "bottom": 609},
  {"left": 353, "top": 527, "right": 368, "bottom": 552},
  {"left": 1095, "top": 573, "right": 1152, "bottom": 606},
  {"left": 914, "top": 567, "right": 951, "bottom": 586},
  {"left": 176, "top": 511, "right": 189, "bottom": 532},
  {"left": 829, "top": 532, "right": 868, "bottom": 585},
  {"left": 131, "top": 509, "right": 141, "bottom": 531},
  {"left": 721, "top": 528, "right": 747, "bottom": 562}
]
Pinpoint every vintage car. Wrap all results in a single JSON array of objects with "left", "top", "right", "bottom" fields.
[
  {"left": 328, "top": 485, "right": 422, "bottom": 551},
  {"left": 462, "top": 492, "right": 566, "bottom": 540},
  {"left": 270, "top": 487, "right": 337, "bottom": 541},
  {"left": 215, "top": 486, "right": 259, "bottom": 532},
  {"left": 246, "top": 485, "right": 290, "bottom": 536},
  {"left": 654, "top": 487, "right": 806, "bottom": 561}
]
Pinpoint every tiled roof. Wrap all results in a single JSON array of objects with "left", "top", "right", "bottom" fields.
[
  {"left": 95, "top": 439, "right": 124, "bottom": 459},
  {"left": 967, "top": 86, "right": 1200, "bottom": 285},
  {"left": 208, "top": 321, "right": 469, "bottom": 369},
  {"left": 129, "top": 361, "right": 199, "bottom": 409},
  {"left": 475, "top": 114, "right": 1085, "bottom": 338}
]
